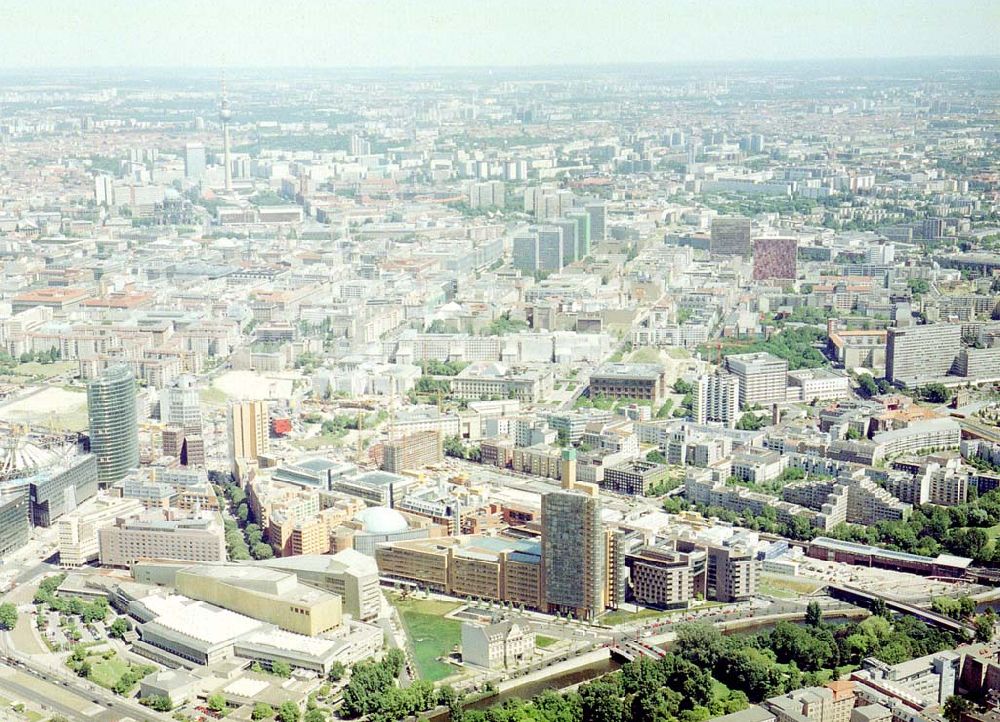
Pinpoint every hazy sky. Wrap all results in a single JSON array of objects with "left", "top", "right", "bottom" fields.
[{"left": 3, "top": 0, "right": 997, "bottom": 68}]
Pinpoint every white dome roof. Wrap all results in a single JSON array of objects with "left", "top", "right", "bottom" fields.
[{"left": 356, "top": 506, "right": 409, "bottom": 535}]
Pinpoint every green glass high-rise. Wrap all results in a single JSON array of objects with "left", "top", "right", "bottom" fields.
[{"left": 87, "top": 365, "right": 139, "bottom": 485}]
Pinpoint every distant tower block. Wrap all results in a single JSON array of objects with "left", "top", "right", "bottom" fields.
[
  {"left": 561, "top": 447, "right": 577, "bottom": 490},
  {"left": 220, "top": 84, "right": 233, "bottom": 191}
]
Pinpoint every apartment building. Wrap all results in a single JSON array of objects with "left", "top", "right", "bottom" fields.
[
  {"left": 98, "top": 510, "right": 226, "bottom": 568},
  {"left": 725, "top": 352, "right": 788, "bottom": 407},
  {"left": 381, "top": 430, "right": 443, "bottom": 473},
  {"left": 695, "top": 373, "right": 741, "bottom": 427}
]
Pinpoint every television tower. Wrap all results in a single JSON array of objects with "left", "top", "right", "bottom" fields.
[{"left": 220, "top": 80, "right": 233, "bottom": 192}]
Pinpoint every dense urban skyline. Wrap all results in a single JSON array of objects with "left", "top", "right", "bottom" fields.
[{"left": 0, "top": 7, "right": 998, "bottom": 722}]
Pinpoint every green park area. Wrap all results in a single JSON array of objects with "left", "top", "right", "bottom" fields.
[
  {"left": 67, "top": 646, "right": 154, "bottom": 694},
  {"left": 535, "top": 635, "right": 557, "bottom": 648},
  {"left": 389, "top": 595, "right": 463, "bottom": 682},
  {"left": 88, "top": 654, "right": 131, "bottom": 688},
  {"left": 758, "top": 574, "right": 824, "bottom": 600}
]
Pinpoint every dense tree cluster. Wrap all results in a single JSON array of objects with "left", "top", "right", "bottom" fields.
[
  {"left": 33, "top": 576, "right": 109, "bottom": 624},
  {"left": 459, "top": 616, "right": 963, "bottom": 722},
  {"left": 340, "top": 649, "right": 454, "bottom": 721},
  {"left": 0, "top": 602, "right": 18, "bottom": 631},
  {"left": 702, "top": 327, "right": 829, "bottom": 371},
  {"left": 826, "top": 488, "right": 1000, "bottom": 564},
  {"left": 420, "top": 359, "right": 470, "bottom": 376}
]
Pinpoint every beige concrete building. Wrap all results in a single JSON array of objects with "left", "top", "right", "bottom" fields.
[
  {"left": 254, "top": 549, "right": 381, "bottom": 622},
  {"left": 58, "top": 496, "right": 144, "bottom": 568},
  {"left": 767, "top": 682, "right": 855, "bottom": 722},
  {"left": 625, "top": 545, "right": 705, "bottom": 609},
  {"left": 461, "top": 618, "right": 535, "bottom": 669},
  {"left": 133, "top": 561, "right": 342, "bottom": 637},
  {"left": 228, "top": 400, "right": 270, "bottom": 482},
  {"left": 98, "top": 510, "right": 226, "bottom": 568},
  {"left": 375, "top": 535, "right": 544, "bottom": 610},
  {"left": 381, "top": 430, "right": 443, "bottom": 473}
]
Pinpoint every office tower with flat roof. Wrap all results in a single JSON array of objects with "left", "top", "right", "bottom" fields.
[
  {"left": 553, "top": 218, "right": 579, "bottom": 265},
  {"left": 536, "top": 225, "right": 565, "bottom": 272},
  {"left": 28, "top": 454, "right": 99, "bottom": 527},
  {"left": 710, "top": 216, "right": 752, "bottom": 256},
  {"left": 585, "top": 202, "right": 607, "bottom": 241},
  {"left": 695, "top": 373, "right": 741, "bottom": 428},
  {"left": 228, "top": 400, "right": 270, "bottom": 481},
  {"left": 160, "top": 375, "right": 202, "bottom": 432},
  {"left": 753, "top": 237, "right": 798, "bottom": 280},
  {"left": 724, "top": 352, "right": 788, "bottom": 407},
  {"left": 541, "top": 484, "right": 605, "bottom": 621},
  {"left": 885, "top": 324, "right": 963, "bottom": 387},
  {"left": 565, "top": 209, "right": 591, "bottom": 258},
  {"left": 0, "top": 490, "right": 30, "bottom": 558},
  {"left": 88, "top": 365, "right": 140, "bottom": 485},
  {"left": 184, "top": 142, "right": 206, "bottom": 180},
  {"left": 512, "top": 231, "right": 539, "bottom": 273}
]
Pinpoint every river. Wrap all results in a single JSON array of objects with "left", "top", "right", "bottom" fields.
[{"left": 423, "top": 614, "right": 863, "bottom": 720}]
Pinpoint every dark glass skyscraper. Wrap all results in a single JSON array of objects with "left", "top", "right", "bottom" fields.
[{"left": 87, "top": 365, "right": 139, "bottom": 485}]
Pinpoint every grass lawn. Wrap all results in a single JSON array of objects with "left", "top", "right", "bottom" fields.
[
  {"left": 628, "top": 347, "right": 663, "bottom": 364},
  {"left": 980, "top": 523, "right": 1000, "bottom": 539},
  {"left": 88, "top": 654, "right": 131, "bottom": 688},
  {"left": 199, "top": 386, "right": 229, "bottom": 406},
  {"left": 759, "top": 574, "right": 823, "bottom": 599},
  {"left": 292, "top": 433, "right": 345, "bottom": 450},
  {"left": 601, "top": 607, "right": 675, "bottom": 626},
  {"left": 710, "top": 679, "right": 731, "bottom": 702},
  {"left": 13, "top": 361, "right": 76, "bottom": 380},
  {"left": 535, "top": 635, "right": 557, "bottom": 648},
  {"left": 390, "top": 596, "right": 463, "bottom": 683},
  {"left": 667, "top": 348, "right": 690, "bottom": 360}
]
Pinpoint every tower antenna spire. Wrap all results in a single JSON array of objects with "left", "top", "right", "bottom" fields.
[{"left": 220, "top": 72, "right": 233, "bottom": 192}]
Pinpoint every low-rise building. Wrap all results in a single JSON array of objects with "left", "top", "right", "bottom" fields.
[
  {"left": 461, "top": 617, "right": 535, "bottom": 669},
  {"left": 601, "top": 459, "right": 671, "bottom": 496}
]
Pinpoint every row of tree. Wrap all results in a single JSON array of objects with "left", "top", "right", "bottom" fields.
[{"left": 458, "top": 614, "right": 965, "bottom": 722}]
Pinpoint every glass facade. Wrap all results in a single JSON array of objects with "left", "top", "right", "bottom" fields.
[
  {"left": 0, "top": 491, "right": 30, "bottom": 557},
  {"left": 87, "top": 365, "right": 139, "bottom": 485}
]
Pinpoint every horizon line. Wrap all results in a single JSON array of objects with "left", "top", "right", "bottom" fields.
[{"left": 1, "top": 54, "right": 999, "bottom": 73}]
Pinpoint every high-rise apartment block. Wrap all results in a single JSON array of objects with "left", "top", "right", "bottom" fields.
[
  {"left": 710, "top": 216, "right": 752, "bottom": 256},
  {"left": 564, "top": 209, "right": 592, "bottom": 257},
  {"left": 753, "top": 237, "right": 798, "bottom": 280},
  {"left": 88, "top": 364, "right": 140, "bottom": 485},
  {"left": 467, "top": 180, "right": 505, "bottom": 209},
  {"left": 725, "top": 352, "right": 788, "bottom": 407},
  {"left": 183, "top": 142, "right": 206, "bottom": 180},
  {"left": 695, "top": 373, "right": 741, "bottom": 427},
  {"left": 885, "top": 324, "right": 963, "bottom": 386}
]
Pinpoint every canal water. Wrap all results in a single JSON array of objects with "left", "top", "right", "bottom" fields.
[{"left": 424, "top": 614, "right": 862, "bottom": 720}]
